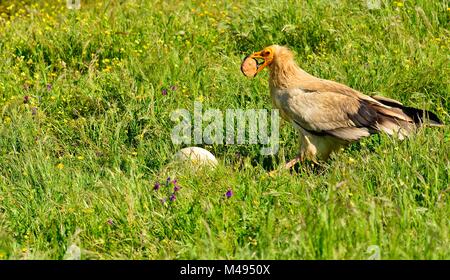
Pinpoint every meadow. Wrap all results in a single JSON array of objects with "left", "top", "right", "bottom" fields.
[{"left": 0, "top": 0, "right": 449, "bottom": 259}]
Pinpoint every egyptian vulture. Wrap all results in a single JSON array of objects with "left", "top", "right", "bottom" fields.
[{"left": 241, "top": 45, "right": 442, "bottom": 169}]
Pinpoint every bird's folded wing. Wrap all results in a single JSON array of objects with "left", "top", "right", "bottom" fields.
[
  {"left": 277, "top": 89, "right": 382, "bottom": 141},
  {"left": 299, "top": 79, "right": 414, "bottom": 122}
]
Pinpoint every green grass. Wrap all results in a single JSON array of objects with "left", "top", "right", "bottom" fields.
[{"left": 0, "top": 0, "right": 449, "bottom": 259}]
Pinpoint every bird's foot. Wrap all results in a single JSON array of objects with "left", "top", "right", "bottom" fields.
[
  {"left": 267, "top": 155, "right": 302, "bottom": 177},
  {"left": 284, "top": 156, "right": 302, "bottom": 169}
]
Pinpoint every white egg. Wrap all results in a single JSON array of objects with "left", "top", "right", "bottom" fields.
[{"left": 174, "top": 147, "right": 218, "bottom": 168}]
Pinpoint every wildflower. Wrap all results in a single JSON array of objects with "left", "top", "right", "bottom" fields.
[
  {"left": 226, "top": 188, "right": 233, "bottom": 198},
  {"left": 56, "top": 163, "right": 64, "bottom": 169},
  {"left": 161, "top": 88, "right": 168, "bottom": 95},
  {"left": 23, "top": 95, "right": 29, "bottom": 104},
  {"left": 153, "top": 182, "right": 160, "bottom": 191},
  {"left": 170, "top": 85, "right": 177, "bottom": 91},
  {"left": 169, "top": 193, "right": 176, "bottom": 202},
  {"left": 165, "top": 177, "right": 171, "bottom": 187},
  {"left": 107, "top": 218, "right": 113, "bottom": 225},
  {"left": 174, "top": 185, "right": 181, "bottom": 192},
  {"left": 196, "top": 95, "right": 204, "bottom": 102},
  {"left": 46, "top": 84, "right": 52, "bottom": 91}
]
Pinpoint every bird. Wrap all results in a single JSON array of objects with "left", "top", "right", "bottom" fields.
[{"left": 241, "top": 45, "right": 443, "bottom": 170}]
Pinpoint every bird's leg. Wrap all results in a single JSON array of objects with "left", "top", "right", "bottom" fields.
[
  {"left": 284, "top": 155, "right": 302, "bottom": 169},
  {"left": 268, "top": 154, "right": 303, "bottom": 177}
]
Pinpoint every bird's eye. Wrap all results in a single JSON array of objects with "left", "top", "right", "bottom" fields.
[{"left": 262, "top": 50, "right": 270, "bottom": 56}]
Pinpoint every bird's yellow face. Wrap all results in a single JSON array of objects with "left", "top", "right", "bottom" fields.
[{"left": 248, "top": 46, "right": 275, "bottom": 75}]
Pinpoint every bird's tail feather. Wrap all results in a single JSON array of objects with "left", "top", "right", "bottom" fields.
[
  {"left": 372, "top": 95, "right": 443, "bottom": 127},
  {"left": 375, "top": 115, "right": 413, "bottom": 140}
]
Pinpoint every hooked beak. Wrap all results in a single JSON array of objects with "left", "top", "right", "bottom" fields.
[{"left": 249, "top": 51, "right": 271, "bottom": 76}]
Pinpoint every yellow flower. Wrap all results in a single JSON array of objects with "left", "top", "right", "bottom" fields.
[
  {"left": 56, "top": 163, "right": 64, "bottom": 169},
  {"left": 77, "top": 156, "right": 84, "bottom": 160},
  {"left": 131, "top": 151, "right": 138, "bottom": 156}
]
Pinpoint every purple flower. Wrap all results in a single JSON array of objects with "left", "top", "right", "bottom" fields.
[
  {"left": 226, "top": 188, "right": 233, "bottom": 198},
  {"left": 161, "top": 88, "right": 168, "bottom": 95},
  {"left": 170, "top": 85, "right": 177, "bottom": 91},
  {"left": 153, "top": 182, "right": 160, "bottom": 191},
  {"left": 165, "top": 177, "right": 171, "bottom": 187},
  {"left": 174, "top": 185, "right": 181, "bottom": 192},
  {"left": 169, "top": 193, "right": 176, "bottom": 202},
  {"left": 107, "top": 218, "right": 113, "bottom": 225},
  {"left": 23, "top": 95, "right": 30, "bottom": 104},
  {"left": 46, "top": 84, "right": 52, "bottom": 91},
  {"left": 172, "top": 179, "right": 177, "bottom": 185},
  {"left": 31, "top": 107, "right": 37, "bottom": 116}
]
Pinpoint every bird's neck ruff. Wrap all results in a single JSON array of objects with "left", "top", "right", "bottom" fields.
[{"left": 269, "top": 57, "right": 313, "bottom": 89}]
